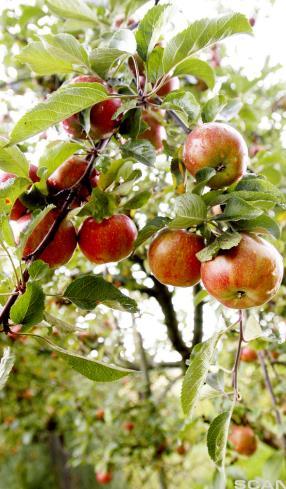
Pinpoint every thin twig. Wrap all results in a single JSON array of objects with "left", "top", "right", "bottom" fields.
[
  {"left": 258, "top": 350, "right": 286, "bottom": 452},
  {"left": 232, "top": 310, "right": 243, "bottom": 401}
]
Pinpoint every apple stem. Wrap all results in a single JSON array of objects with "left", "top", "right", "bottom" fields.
[
  {"left": 232, "top": 309, "right": 244, "bottom": 400},
  {"left": 258, "top": 350, "right": 286, "bottom": 453}
]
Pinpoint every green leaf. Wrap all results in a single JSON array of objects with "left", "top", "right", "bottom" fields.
[
  {"left": 202, "top": 95, "right": 227, "bottom": 123},
  {"left": 192, "top": 167, "right": 216, "bottom": 194},
  {"left": 31, "top": 334, "right": 135, "bottom": 382},
  {"left": 0, "top": 215, "right": 15, "bottom": 247},
  {"left": 28, "top": 260, "right": 50, "bottom": 281},
  {"left": 169, "top": 193, "right": 207, "bottom": 228},
  {"left": 243, "top": 314, "right": 262, "bottom": 341},
  {"left": 163, "top": 14, "right": 252, "bottom": 73},
  {"left": 194, "top": 288, "right": 208, "bottom": 306},
  {"left": 0, "top": 138, "right": 29, "bottom": 177},
  {"left": 146, "top": 46, "right": 164, "bottom": 83},
  {"left": 46, "top": 0, "right": 98, "bottom": 23},
  {"left": 173, "top": 58, "right": 215, "bottom": 89},
  {"left": 181, "top": 333, "right": 219, "bottom": 416},
  {"left": 235, "top": 214, "right": 280, "bottom": 239},
  {"left": 79, "top": 188, "right": 117, "bottom": 221},
  {"left": 109, "top": 29, "right": 136, "bottom": 54},
  {"left": 0, "top": 347, "right": 15, "bottom": 391},
  {"left": 10, "top": 283, "right": 45, "bottom": 327},
  {"left": 216, "top": 196, "right": 263, "bottom": 221},
  {"left": 121, "top": 140, "right": 156, "bottom": 166},
  {"left": 90, "top": 48, "right": 128, "bottom": 78},
  {"left": 136, "top": 4, "right": 169, "bottom": 61},
  {"left": 122, "top": 191, "right": 151, "bottom": 210},
  {"left": 112, "top": 99, "right": 138, "bottom": 121},
  {"left": 196, "top": 232, "right": 241, "bottom": 262},
  {"left": 235, "top": 176, "right": 286, "bottom": 208},
  {"left": 9, "top": 83, "right": 109, "bottom": 145},
  {"left": 16, "top": 33, "right": 89, "bottom": 75},
  {"left": 0, "top": 176, "right": 30, "bottom": 214},
  {"left": 64, "top": 275, "right": 138, "bottom": 313},
  {"left": 134, "top": 216, "right": 170, "bottom": 248},
  {"left": 38, "top": 141, "right": 83, "bottom": 177},
  {"left": 161, "top": 90, "right": 200, "bottom": 122},
  {"left": 207, "top": 410, "right": 232, "bottom": 468}
]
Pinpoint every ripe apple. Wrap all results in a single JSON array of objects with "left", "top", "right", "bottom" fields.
[
  {"left": 229, "top": 425, "right": 257, "bottom": 456},
  {"left": 201, "top": 233, "right": 284, "bottom": 309},
  {"left": 176, "top": 443, "right": 187, "bottom": 455},
  {"left": 13, "top": 209, "right": 77, "bottom": 268},
  {"left": 0, "top": 164, "right": 40, "bottom": 220},
  {"left": 240, "top": 347, "right": 257, "bottom": 363},
  {"left": 123, "top": 421, "right": 135, "bottom": 432},
  {"left": 95, "top": 409, "right": 105, "bottom": 421},
  {"left": 96, "top": 472, "right": 113, "bottom": 485},
  {"left": 62, "top": 75, "right": 121, "bottom": 140},
  {"left": 138, "top": 111, "right": 167, "bottom": 152},
  {"left": 183, "top": 122, "right": 248, "bottom": 189},
  {"left": 148, "top": 229, "right": 204, "bottom": 287},
  {"left": 157, "top": 76, "right": 180, "bottom": 96},
  {"left": 47, "top": 156, "right": 99, "bottom": 204},
  {"left": 78, "top": 214, "right": 137, "bottom": 264}
]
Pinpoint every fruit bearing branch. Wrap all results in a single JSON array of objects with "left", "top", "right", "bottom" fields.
[{"left": 0, "top": 138, "right": 109, "bottom": 332}]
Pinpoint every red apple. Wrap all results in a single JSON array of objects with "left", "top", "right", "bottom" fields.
[
  {"left": 138, "top": 111, "right": 167, "bottom": 152},
  {"left": 148, "top": 229, "right": 204, "bottom": 287},
  {"left": 62, "top": 75, "right": 121, "bottom": 140},
  {"left": 47, "top": 156, "right": 99, "bottom": 203},
  {"left": 157, "top": 76, "right": 180, "bottom": 96},
  {"left": 95, "top": 409, "right": 105, "bottom": 421},
  {"left": 240, "top": 347, "right": 257, "bottom": 363},
  {"left": 176, "top": 443, "right": 187, "bottom": 455},
  {"left": 96, "top": 472, "right": 113, "bottom": 485},
  {"left": 183, "top": 122, "right": 248, "bottom": 189},
  {"left": 229, "top": 425, "right": 257, "bottom": 456},
  {"left": 13, "top": 209, "right": 77, "bottom": 268},
  {"left": 78, "top": 214, "right": 137, "bottom": 264},
  {"left": 201, "top": 233, "right": 284, "bottom": 309},
  {"left": 123, "top": 421, "right": 135, "bottom": 432},
  {"left": 0, "top": 164, "right": 40, "bottom": 220}
]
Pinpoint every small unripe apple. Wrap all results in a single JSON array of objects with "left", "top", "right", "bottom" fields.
[
  {"left": 47, "top": 156, "right": 99, "bottom": 204},
  {"left": 229, "top": 425, "right": 257, "bottom": 456},
  {"left": 0, "top": 164, "right": 40, "bottom": 220},
  {"left": 240, "top": 347, "right": 257, "bottom": 363},
  {"left": 96, "top": 471, "right": 113, "bottom": 485},
  {"left": 148, "top": 229, "right": 204, "bottom": 287},
  {"left": 78, "top": 214, "right": 137, "bottom": 264},
  {"left": 183, "top": 122, "right": 248, "bottom": 189},
  {"left": 62, "top": 75, "right": 121, "bottom": 140},
  {"left": 138, "top": 111, "right": 167, "bottom": 152},
  {"left": 123, "top": 421, "right": 135, "bottom": 432},
  {"left": 13, "top": 209, "right": 77, "bottom": 268},
  {"left": 201, "top": 233, "right": 283, "bottom": 309},
  {"left": 157, "top": 76, "right": 180, "bottom": 96}
]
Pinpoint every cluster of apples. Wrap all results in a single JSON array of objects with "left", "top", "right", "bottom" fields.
[
  {"left": 148, "top": 122, "right": 284, "bottom": 309},
  {"left": 2, "top": 155, "right": 138, "bottom": 268}
]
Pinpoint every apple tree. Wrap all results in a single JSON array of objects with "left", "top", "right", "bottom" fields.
[{"left": 0, "top": 0, "right": 285, "bottom": 487}]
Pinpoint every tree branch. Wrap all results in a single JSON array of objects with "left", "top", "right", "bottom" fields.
[
  {"left": 191, "top": 283, "right": 204, "bottom": 350},
  {"left": 0, "top": 139, "right": 110, "bottom": 331},
  {"left": 258, "top": 350, "right": 286, "bottom": 452}
]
